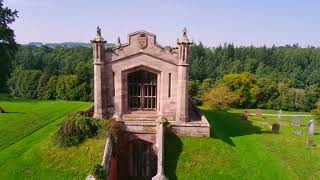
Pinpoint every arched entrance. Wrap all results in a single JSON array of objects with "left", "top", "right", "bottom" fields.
[
  {"left": 117, "top": 135, "right": 157, "bottom": 180},
  {"left": 128, "top": 70, "right": 157, "bottom": 111}
]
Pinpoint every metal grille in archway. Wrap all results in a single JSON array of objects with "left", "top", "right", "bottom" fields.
[{"left": 128, "top": 70, "right": 157, "bottom": 111}]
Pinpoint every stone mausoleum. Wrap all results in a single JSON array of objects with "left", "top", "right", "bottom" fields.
[{"left": 91, "top": 27, "right": 210, "bottom": 179}]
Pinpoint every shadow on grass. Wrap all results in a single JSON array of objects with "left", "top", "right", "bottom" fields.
[
  {"left": 164, "top": 109, "right": 272, "bottom": 179},
  {"left": 165, "top": 132, "right": 183, "bottom": 180},
  {"left": 201, "top": 109, "right": 272, "bottom": 146},
  {"left": 5, "top": 111, "right": 26, "bottom": 114}
]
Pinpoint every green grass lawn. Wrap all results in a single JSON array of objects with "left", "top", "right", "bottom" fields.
[
  {"left": 165, "top": 108, "right": 320, "bottom": 180},
  {"left": 1, "top": 96, "right": 320, "bottom": 180},
  {"left": 0, "top": 96, "right": 105, "bottom": 179}
]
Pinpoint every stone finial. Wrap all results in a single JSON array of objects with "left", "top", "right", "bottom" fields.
[
  {"left": 115, "top": 36, "right": 122, "bottom": 48},
  {"left": 178, "top": 27, "right": 191, "bottom": 44},
  {"left": 97, "top": 26, "right": 101, "bottom": 37},
  {"left": 91, "top": 26, "right": 106, "bottom": 43}
]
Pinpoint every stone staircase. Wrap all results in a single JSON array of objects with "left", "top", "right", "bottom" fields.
[
  {"left": 122, "top": 112, "right": 159, "bottom": 122},
  {"left": 121, "top": 112, "right": 159, "bottom": 134}
]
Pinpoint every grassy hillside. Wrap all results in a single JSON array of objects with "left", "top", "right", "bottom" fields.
[
  {"left": 165, "top": 108, "right": 320, "bottom": 180},
  {"left": 0, "top": 96, "right": 105, "bottom": 179},
  {"left": 1, "top": 96, "right": 319, "bottom": 179}
]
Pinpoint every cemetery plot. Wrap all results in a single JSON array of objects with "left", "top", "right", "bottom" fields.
[{"left": 166, "top": 108, "right": 320, "bottom": 179}]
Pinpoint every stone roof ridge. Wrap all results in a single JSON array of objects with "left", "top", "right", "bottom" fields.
[
  {"left": 128, "top": 30, "right": 156, "bottom": 37},
  {"left": 113, "top": 30, "right": 168, "bottom": 50}
]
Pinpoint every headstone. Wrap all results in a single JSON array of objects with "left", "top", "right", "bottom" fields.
[
  {"left": 306, "top": 139, "right": 315, "bottom": 147},
  {"left": 277, "top": 110, "right": 283, "bottom": 122},
  {"left": 242, "top": 111, "right": 249, "bottom": 121},
  {"left": 272, "top": 123, "right": 280, "bottom": 133},
  {"left": 292, "top": 116, "right": 301, "bottom": 127},
  {"left": 295, "top": 129, "right": 302, "bottom": 135},
  {"left": 256, "top": 109, "right": 262, "bottom": 118},
  {"left": 307, "top": 120, "right": 316, "bottom": 136},
  {"left": 86, "top": 175, "right": 96, "bottom": 180}
]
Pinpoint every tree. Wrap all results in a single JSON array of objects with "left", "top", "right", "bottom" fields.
[
  {"left": 198, "top": 78, "right": 214, "bottom": 96},
  {"left": 37, "top": 73, "right": 50, "bottom": 99},
  {"left": 255, "top": 78, "right": 279, "bottom": 109},
  {"left": 188, "top": 80, "right": 199, "bottom": 101},
  {"left": 222, "top": 72, "right": 256, "bottom": 107},
  {"left": 312, "top": 103, "right": 320, "bottom": 124},
  {"left": 305, "top": 85, "right": 320, "bottom": 111},
  {"left": 45, "top": 76, "right": 58, "bottom": 99},
  {"left": 7, "top": 69, "right": 43, "bottom": 98},
  {"left": 56, "top": 75, "right": 84, "bottom": 101},
  {"left": 0, "top": 0, "right": 18, "bottom": 91},
  {"left": 200, "top": 85, "right": 240, "bottom": 110}
]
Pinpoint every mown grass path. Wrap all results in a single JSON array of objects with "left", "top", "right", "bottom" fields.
[
  {"left": 0, "top": 97, "right": 105, "bottom": 179},
  {"left": 165, "top": 108, "right": 320, "bottom": 180}
]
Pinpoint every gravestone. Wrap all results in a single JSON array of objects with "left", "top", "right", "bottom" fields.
[
  {"left": 295, "top": 129, "right": 302, "bottom": 135},
  {"left": 86, "top": 175, "right": 95, "bottom": 180},
  {"left": 277, "top": 109, "right": 283, "bottom": 122},
  {"left": 307, "top": 120, "right": 316, "bottom": 136},
  {"left": 306, "top": 139, "right": 315, "bottom": 147},
  {"left": 292, "top": 116, "right": 302, "bottom": 135},
  {"left": 272, "top": 123, "right": 280, "bottom": 133},
  {"left": 242, "top": 111, "right": 249, "bottom": 121},
  {"left": 278, "top": 110, "right": 282, "bottom": 118},
  {"left": 256, "top": 109, "right": 262, "bottom": 118},
  {"left": 292, "top": 116, "right": 301, "bottom": 127}
]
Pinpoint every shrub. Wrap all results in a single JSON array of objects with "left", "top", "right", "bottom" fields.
[
  {"left": 55, "top": 112, "right": 106, "bottom": 147},
  {"left": 0, "top": 107, "right": 5, "bottom": 113},
  {"left": 91, "top": 164, "right": 106, "bottom": 180},
  {"left": 107, "top": 119, "right": 125, "bottom": 142}
]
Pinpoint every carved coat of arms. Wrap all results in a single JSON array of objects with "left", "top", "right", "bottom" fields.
[{"left": 137, "top": 34, "right": 147, "bottom": 49}]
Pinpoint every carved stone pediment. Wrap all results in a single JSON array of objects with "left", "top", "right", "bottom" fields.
[{"left": 108, "top": 30, "right": 179, "bottom": 64}]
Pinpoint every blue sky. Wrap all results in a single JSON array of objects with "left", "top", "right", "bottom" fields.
[{"left": 4, "top": 0, "right": 320, "bottom": 47}]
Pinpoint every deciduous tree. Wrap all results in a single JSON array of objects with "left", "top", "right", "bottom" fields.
[{"left": 0, "top": 0, "right": 18, "bottom": 91}]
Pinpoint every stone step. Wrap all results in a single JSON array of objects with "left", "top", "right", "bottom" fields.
[
  {"left": 122, "top": 113, "right": 159, "bottom": 121},
  {"left": 122, "top": 117, "right": 156, "bottom": 121}
]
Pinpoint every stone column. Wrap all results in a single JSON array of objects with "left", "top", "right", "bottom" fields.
[
  {"left": 176, "top": 28, "right": 192, "bottom": 122},
  {"left": 152, "top": 117, "right": 168, "bottom": 180},
  {"left": 113, "top": 71, "right": 123, "bottom": 119},
  {"left": 91, "top": 26, "right": 107, "bottom": 118},
  {"left": 176, "top": 65, "right": 189, "bottom": 122}
]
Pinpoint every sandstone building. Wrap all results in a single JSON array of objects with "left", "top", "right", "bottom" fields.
[{"left": 91, "top": 27, "right": 210, "bottom": 179}]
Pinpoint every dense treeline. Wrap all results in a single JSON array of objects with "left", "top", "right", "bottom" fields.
[
  {"left": 8, "top": 46, "right": 93, "bottom": 101},
  {"left": 6, "top": 43, "right": 320, "bottom": 111},
  {"left": 190, "top": 43, "right": 320, "bottom": 87},
  {"left": 189, "top": 43, "right": 320, "bottom": 111}
]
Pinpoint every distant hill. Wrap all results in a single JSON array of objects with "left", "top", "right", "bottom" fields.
[{"left": 24, "top": 42, "right": 115, "bottom": 48}]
